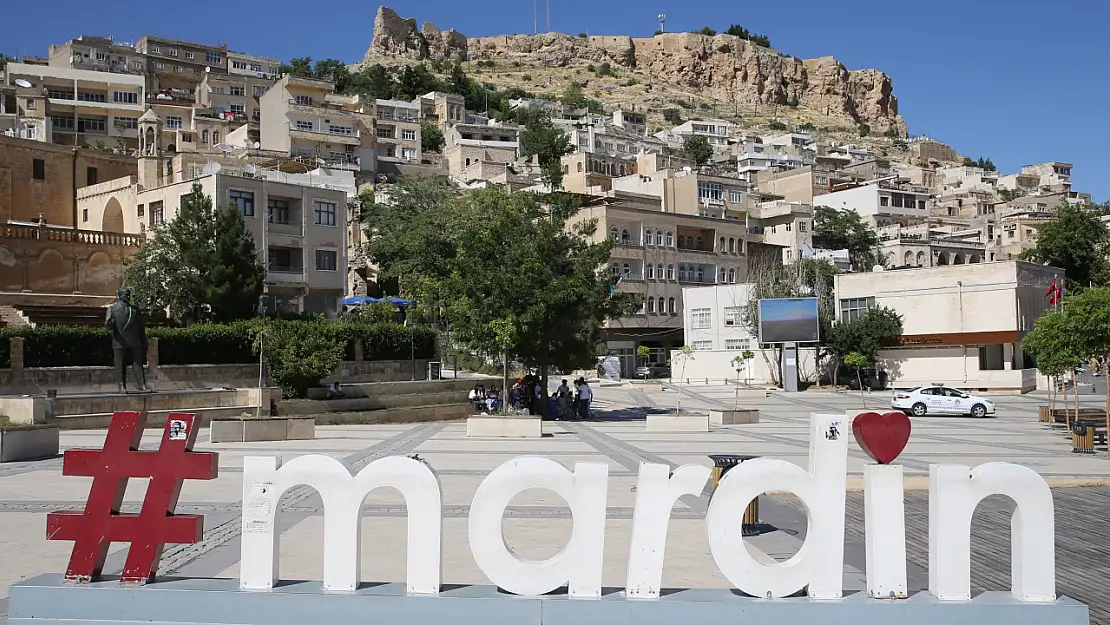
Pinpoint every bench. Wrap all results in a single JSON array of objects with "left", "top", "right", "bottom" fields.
[{"left": 1048, "top": 407, "right": 1107, "bottom": 427}]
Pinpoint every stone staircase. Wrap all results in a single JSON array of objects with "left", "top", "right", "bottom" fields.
[
  {"left": 281, "top": 379, "right": 474, "bottom": 425},
  {"left": 0, "top": 305, "right": 29, "bottom": 328}
]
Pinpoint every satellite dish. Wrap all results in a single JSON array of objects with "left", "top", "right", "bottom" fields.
[
  {"left": 216, "top": 143, "right": 234, "bottom": 153},
  {"left": 205, "top": 66, "right": 211, "bottom": 73},
  {"left": 253, "top": 141, "right": 261, "bottom": 149},
  {"left": 201, "top": 162, "right": 222, "bottom": 176},
  {"left": 872, "top": 265, "right": 885, "bottom": 272},
  {"left": 156, "top": 93, "right": 171, "bottom": 100},
  {"left": 798, "top": 243, "right": 814, "bottom": 259},
  {"left": 14, "top": 79, "right": 32, "bottom": 88},
  {"left": 243, "top": 163, "right": 257, "bottom": 175}
]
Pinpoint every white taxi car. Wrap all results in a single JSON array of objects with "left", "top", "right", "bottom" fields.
[{"left": 891, "top": 386, "right": 996, "bottom": 418}]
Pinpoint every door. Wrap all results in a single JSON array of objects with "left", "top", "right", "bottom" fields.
[
  {"left": 942, "top": 388, "right": 967, "bottom": 414},
  {"left": 921, "top": 388, "right": 946, "bottom": 412}
]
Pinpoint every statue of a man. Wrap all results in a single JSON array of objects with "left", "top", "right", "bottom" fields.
[{"left": 104, "top": 287, "right": 150, "bottom": 394}]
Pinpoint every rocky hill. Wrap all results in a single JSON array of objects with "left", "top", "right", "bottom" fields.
[{"left": 363, "top": 6, "right": 908, "bottom": 137}]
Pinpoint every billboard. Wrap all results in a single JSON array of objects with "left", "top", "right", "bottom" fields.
[{"left": 758, "top": 298, "right": 820, "bottom": 344}]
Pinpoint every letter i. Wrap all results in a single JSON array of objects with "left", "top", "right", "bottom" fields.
[{"left": 863, "top": 463, "right": 907, "bottom": 598}]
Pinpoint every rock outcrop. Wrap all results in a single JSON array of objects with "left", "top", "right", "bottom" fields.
[{"left": 364, "top": 7, "right": 907, "bottom": 135}]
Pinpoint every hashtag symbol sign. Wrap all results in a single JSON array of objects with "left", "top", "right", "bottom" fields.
[{"left": 46, "top": 411, "right": 218, "bottom": 584}]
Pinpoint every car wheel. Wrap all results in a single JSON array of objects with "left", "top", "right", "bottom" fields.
[
  {"left": 971, "top": 404, "right": 987, "bottom": 418},
  {"left": 911, "top": 403, "right": 927, "bottom": 417}
]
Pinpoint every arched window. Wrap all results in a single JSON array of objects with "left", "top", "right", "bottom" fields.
[
  {"left": 646, "top": 264, "right": 654, "bottom": 279},
  {"left": 916, "top": 251, "right": 926, "bottom": 266},
  {"left": 201, "top": 129, "right": 209, "bottom": 144},
  {"left": 656, "top": 263, "right": 664, "bottom": 279},
  {"left": 610, "top": 227, "right": 619, "bottom": 241},
  {"left": 465, "top": 158, "right": 471, "bottom": 166},
  {"left": 647, "top": 297, "right": 655, "bottom": 313},
  {"left": 577, "top": 162, "right": 583, "bottom": 172},
  {"left": 678, "top": 265, "right": 687, "bottom": 281},
  {"left": 728, "top": 237, "right": 735, "bottom": 253},
  {"left": 644, "top": 229, "right": 653, "bottom": 245},
  {"left": 677, "top": 234, "right": 685, "bottom": 248},
  {"left": 719, "top": 268, "right": 726, "bottom": 283},
  {"left": 904, "top": 251, "right": 914, "bottom": 266},
  {"left": 611, "top": 263, "right": 620, "bottom": 276},
  {"left": 622, "top": 263, "right": 630, "bottom": 277},
  {"left": 619, "top": 164, "right": 626, "bottom": 176},
  {"left": 666, "top": 264, "right": 675, "bottom": 280},
  {"left": 668, "top": 297, "right": 676, "bottom": 314},
  {"left": 212, "top": 132, "right": 219, "bottom": 144},
  {"left": 719, "top": 237, "right": 726, "bottom": 252},
  {"left": 563, "top": 164, "right": 569, "bottom": 174},
  {"left": 657, "top": 297, "right": 665, "bottom": 313},
  {"left": 887, "top": 253, "right": 896, "bottom": 266},
  {"left": 655, "top": 231, "right": 663, "bottom": 245},
  {"left": 696, "top": 266, "right": 704, "bottom": 282},
  {"left": 666, "top": 231, "right": 674, "bottom": 247},
  {"left": 621, "top": 229, "right": 630, "bottom": 244},
  {"left": 728, "top": 268, "right": 735, "bottom": 283}
]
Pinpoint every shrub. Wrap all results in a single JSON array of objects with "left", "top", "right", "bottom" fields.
[
  {"left": 578, "top": 33, "right": 588, "bottom": 38},
  {"left": 0, "top": 334, "right": 9, "bottom": 369},
  {"left": 663, "top": 108, "right": 683, "bottom": 124},
  {"left": 768, "top": 120, "right": 787, "bottom": 131},
  {"left": 586, "top": 64, "right": 596, "bottom": 72},
  {"left": 597, "top": 62, "right": 613, "bottom": 77},
  {"left": 152, "top": 323, "right": 255, "bottom": 365},
  {"left": 858, "top": 124, "right": 871, "bottom": 137},
  {"left": 260, "top": 320, "right": 345, "bottom": 399},
  {"left": 676, "top": 99, "right": 693, "bottom": 110},
  {"left": 9, "top": 326, "right": 114, "bottom": 367},
  {"left": 522, "top": 73, "right": 533, "bottom": 81}
]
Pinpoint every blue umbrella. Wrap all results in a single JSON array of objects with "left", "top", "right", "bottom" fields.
[
  {"left": 340, "top": 295, "right": 381, "bottom": 306},
  {"left": 385, "top": 296, "right": 414, "bottom": 307}
]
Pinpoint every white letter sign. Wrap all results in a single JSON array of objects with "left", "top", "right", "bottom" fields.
[
  {"left": 469, "top": 457, "right": 609, "bottom": 598},
  {"left": 705, "top": 413, "right": 848, "bottom": 599}
]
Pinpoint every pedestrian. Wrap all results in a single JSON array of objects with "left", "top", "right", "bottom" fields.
[
  {"left": 577, "top": 378, "right": 593, "bottom": 419},
  {"left": 557, "top": 379, "right": 571, "bottom": 398}
]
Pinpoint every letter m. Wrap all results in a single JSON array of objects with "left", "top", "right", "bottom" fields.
[{"left": 238, "top": 455, "right": 442, "bottom": 594}]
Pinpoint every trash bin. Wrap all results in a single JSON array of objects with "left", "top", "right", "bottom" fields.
[
  {"left": 426, "top": 361, "right": 442, "bottom": 380},
  {"left": 1072, "top": 421, "right": 1095, "bottom": 454},
  {"left": 709, "top": 454, "right": 760, "bottom": 530},
  {"left": 1038, "top": 406, "right": 1052, "bottom": 424}
]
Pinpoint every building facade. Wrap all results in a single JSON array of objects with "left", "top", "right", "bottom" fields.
[{"left": 259, "top": 75, "right": 364, "bottom": 170}]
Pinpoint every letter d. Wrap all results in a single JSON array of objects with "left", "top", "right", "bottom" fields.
[{"left": 706, "top": 413, "right": 848, "bottom": 599}]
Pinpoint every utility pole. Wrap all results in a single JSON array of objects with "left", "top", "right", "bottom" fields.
[
  {"left": 546, "top": 0, "right": 551, "bottom": 33},
  {"left": 534, "top": 0, "right": 538, "bottom": 35}
]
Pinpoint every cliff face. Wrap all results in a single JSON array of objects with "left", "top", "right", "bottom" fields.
[{"left": 365, "top": 7, "right": 908, "bottom": 136}]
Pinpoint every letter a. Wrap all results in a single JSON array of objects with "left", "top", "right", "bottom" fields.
[{"left": 705, "top": 413, "right": 848, "bottom": 599}]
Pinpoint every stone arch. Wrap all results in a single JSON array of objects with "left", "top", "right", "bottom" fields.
[
  {"left": 887, "top": 252, "right": 896, "bottom": 266},
  {"left": 953, "top": 254, "right": 965, "bottom": 265},
  {"left": 143, "top": 127, "right": 155, "bottom": 154},
  {"left": 28, "top": 248, "right": 70, "bottom": 293},
  {"left": 916, "top": 251, "right": 926, "bottom": 266},
  {"left": 101, "top": 197, "right": 125, "bottom": 233},
  {"left": 936, "top": 253, "right": 949, "bottom": 266},
  {"left": 576, "top": 161, "right": 583, "bottom": 172},
  {"left": 83, "top": 250, "right": 119, "bottom": 295},
  {"left": 0, "top": 245, "right": 21, "bottom": 291},
  {"left": 969, "top": 254, "right": 981, "bottom": 264},
  {"left": 903, "top": 251, "right": 914, "bottom": 266}
]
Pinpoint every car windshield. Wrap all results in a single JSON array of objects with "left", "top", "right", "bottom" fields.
[{"left": 905, "top": 387, "right": 920, "bottom": 393}]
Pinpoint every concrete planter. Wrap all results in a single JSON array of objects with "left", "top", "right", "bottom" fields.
[
  {"left": 709, "top": 409, "right": 760, "bottom": 425},
  {"left": 466, "top": 416, "right": 543, "bottom": 438},
  {"left": 209, "top": 417, "right": 316, "bottom": 443},
  {"left": 0, "top": 426, "right": 60, "bottom": 462},
  {"left": 646, "top": 413, "right": 710, "bottom": 433},
  {"left": 734, "top": 388, "right": 768, "bottom": 399}
]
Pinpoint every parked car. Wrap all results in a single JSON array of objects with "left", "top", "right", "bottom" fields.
[
  {"left": 891, "top": 386, "right": 995, "bottom": 418},
  {"left": 635, "top": 362, "right": 671, "bottom": 379}
]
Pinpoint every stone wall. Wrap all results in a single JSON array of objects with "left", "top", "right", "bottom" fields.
[
  {"left": 0, "top": 337, "right": 434, "bottom": 394},
  {"left": 0, "top": 223, "right": 140, "bottom": 295}
]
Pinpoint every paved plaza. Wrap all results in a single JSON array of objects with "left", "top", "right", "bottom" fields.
[{"left": 1, "top": 384, "right": 1109, "bottom": 622}]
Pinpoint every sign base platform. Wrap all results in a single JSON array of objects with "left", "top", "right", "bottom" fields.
[{"left": 8, "top": 574, "right": 1089, "bottom": 625}]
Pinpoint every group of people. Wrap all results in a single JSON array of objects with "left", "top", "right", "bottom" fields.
[{"left": 470, "top": 375, "right": 594, "bottom": 420}]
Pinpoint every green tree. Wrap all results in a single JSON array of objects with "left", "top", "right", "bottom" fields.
[
  {"left": 421, "top": 122, "right": 445, "bottom": 153},
  {"left": 562, "top": 82, "right": 587, "bottom": 109},
  {"left": 662, "top": 108, "right": 683, "bottom": 125},
  {"left": 636, "top": 345, "right": 651, "bottom": 367},
  {"left": 1057, "top": 288, "right": 1110, "bottom": 431},
  {"left": 312, "top": 58, "right": 349, "bottom": 91},
  {"left": 813, "top": 206, "right": 881, "bottom": 271},
  {"left": 258, "top": 320, "right": 345, "bottom": 398},
  {"left": 395, "top": 64, "right": 442, "bottom": 100},
  {"left": 858, "top": 124, "right": 871, "bottom": 137},
  {"left": 682, "top": 135, "right": 713, "bottom": 166},
  {"left": 345, "top": 63, "right": 396, "bottom": 98},
  {"left": 768, "top": 120, "right": 787, "bottom": 131},
  {"left": 696, "top": 26, "right": 717, "bottom": 36},
  {"left": 518, "top": 109, "right": 574, "bottom": 190},
  {"left": 442, "top": 189, "right": 639, "bottom": 414},
  {"left": 731, "top": 350, "right": 756, "bottom": 407},
  {"left": 597, "top": 62, "right": 614, "bottom": 77},
  {"left": 281, "top": 57, "right": 314, "bottom": 77},
  {"left": 1021, "top": 201, "right": 1110, "bottom": 292},
  {"left": 207, "top": 205, "right": 266, "bottom": 322},
  {"left": 999, "top": 188, "right": 1025, "bottom": 202},
  {"left": 0, "top": 53, "right": 14, "bottom": 71},
  {"left": 726, "top": 24, "right": 751, "bottom": 38},
  {"left": 1023, "top": 308, "right": 1084, "bottom": 427},
  {"left": 671, "top": 346, "right": 697, "bottom": 414},
  {"left": 749, "top": 34, "right": 771, "bottom": 47},
  {"left": 963, "top": 156, "right": 997, "bottom": 172},
  {"left": 824, "top": 306, "right": 903, "bottom": 388},
  {"left": 124, "top": 183, "right": 265, "bottom": 324}
]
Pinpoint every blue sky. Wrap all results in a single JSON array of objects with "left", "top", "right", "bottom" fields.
[
  {"left": 6, "top": 0, "right": 1108, "bottom": 200},
  {"left": 760, "top": 298, "right": 818, "bottom": 322}
]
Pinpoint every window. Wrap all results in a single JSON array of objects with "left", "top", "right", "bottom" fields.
[
  {"left": 727, "top": 268, "right": 735, "bottom": 283},
  {"left": 166, "top": 116, "right": 182, "bottom": 129},
  {"left": 646, "top": 264, "right": 654, "bottom": 279},
  {"left": 184, "top": 51, "right": 195, "bottom": 60},
  {"left": 668, "top": 298, "right": 676, "bottom": 314},
  {"left": 212, "top": 131, "right": 219, "bottom": 144},
  {"left": 153, "top": 61, "right": 164, "bottom": 70},
  {"left": 678, "top": 265, "right": 688, "bottom": 281},
  {"left": 621, "top": 229, "right": 630, "bottom": 244},
  {"left": 645, "top": 229, "right": 653, "bottom": 245},
  {"left": 666, "top": 231, "right": 674, "bottom": 247},
  {"left": 918, "top": 200, "right": 927, "bottom": 210},
  {"left": 250, "top": 63, "right": 262, "bottom": 72},
  {"left": 254, "top": 86, "right": 267, "bottom": 96},
  {"left": 294, "top": 95, "right": 314, "bottom": 106},
  {"left": 656, "top": 263, "right": 663, "bottom": 279},
  {"left": 655, "top": 230, "right": 663, "bottom": 245},
  {"left": 87, "top": 167, "right": 98, "bottom": 185},
  {"left": 113, "top": 91, "right": 138, "bottom": 104},
  {"left": 402, "top": 129, "right": 416, "bottom": 141},
  {"left": 329, "top": 125, "right": 353, "bottom": 136},
  {"left": 268, "top": 199, "right": 290, "bottom": 224},
  {"left": 206, "top": 51, "right": 222, "bottom": 64},
  {"left": 77, "top": 117, "right": 106, "bottom": 133},
  {"left": 622, "top": 263, "right": 631, "bottom": 278},
  {"left": 173, "top": 65, "right": 183, "bottom": 73},
  {"left": 229, "top": 190, "right": 255, "bottom": 217},
  {"left": 666, "top": 264, "right": 674, "bottom": 280},
  {"left": 315, "top": 250, "right": 338, "bottom": 271},
  {"left": 168, "top": 48, "right": 179, "bottom": 57},
  {"left": 32, "top": 159, "right": 45, "bottom": 180},
  {"left": 296, "top": 120, "right": 314, "bottom": 132},
  {"left": 840, "top": 297, "right": 875, "bottom": 323},
  {"left": 786, "top": 222, "right": 792, "bottom": 232},
  {"left": 724, "top": 306, "right": 743, "bottom": 326},
  {"left": 647, "top": 298, "right": 655, "bottom": 313},
  {"left": 115, "top": 116, "right": 138, "bottom": 129},
  {"left": 230, "top": 86, "right": 245, "bottom": 96},
  {"left": 48, "top": 89, "right": 75, "bottom": 100},
  {"left": 232, "top": 60, "right": 248, "bottom": 70},
  {"left": 728, "top": 237, "right": 735, "bottom": 253},
  {"left": 698, "top": 181, "right": 723, "bottom": 201},
  {"left": 182, "top": 133, "right": 193, "bottom": 143},
  {"left": 690, "top": 308, "right": 712, "bottom": 329},
  {"left": 719, "top": 237, "right": 726, "bottom": 252},
  {"left": 150, "top": 45, "right": 160, "bottom": 53},
  {"left": 201, "top": 129, "right": 209, "bottom": 144},
  {"left": 799, "top": 221, "right": 807, "bottom": 232},
  {"left": 692, "top": 340, "right": 713, "bottom": 351},
  {"left": 376, "top": 127, "right": 394, "bottom": 139},
  {"left": 50, "top": 116, "right": 74, "bottom": 131},
  {"left": 609, "top": 227, "right": 619, "bottom": 241},
  {"left": 230, "top": 104, "right": 245, "bottom": 114},
  {"left": 313, "top": 200, "right": 337, "bottom": 226},
  {"left": 150, "top": 200, "right": 164, "bottom": 226},
  {"left": 728, "top": 189, "right": 743, "bottom": 203},
  {"left": 137, "top": 204, "right": 145, "bottom": 218},
  {"left": 725, "top": 338, "right": 751, "bottom": 351},
  {"left": 95, "top": 51, "right": 107, "bottom": 61},
  {"left": 880, "top": 195, "right": 889, "bottom": 207}
]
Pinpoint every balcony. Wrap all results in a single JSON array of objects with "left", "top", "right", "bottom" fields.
[
  {"left": 267, "top": 269, "right": 306, "bottom": 284},
  {"left": 750, "top": 200, "right": 811, "bottom": 219},
  {"left": 268, "top": 222, "right": 303, "bottom": 236},
  {"left": 288, "top": 99, "right": 355, "bottom": 118},
  {"left": 1, "top": 223, "right": 142, "bottom": 247},
  {"left": 289, "top": 128, "right": 360, "bottom": 146}
]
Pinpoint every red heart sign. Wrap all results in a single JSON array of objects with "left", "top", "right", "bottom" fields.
[{"left": 852, "top": 411, "right": 911, "bottom": 465}]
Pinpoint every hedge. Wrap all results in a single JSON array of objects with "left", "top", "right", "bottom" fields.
[{"left": 0, "top": 321, "right": 436, "bottom": 368}]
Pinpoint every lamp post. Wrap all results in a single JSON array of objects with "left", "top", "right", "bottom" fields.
[{"left": 256, "top": 295, "right": 268, "bottom": 418}]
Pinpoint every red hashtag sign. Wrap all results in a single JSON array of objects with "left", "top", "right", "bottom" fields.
[{"left": 46, "top": 411, "right": 218, "bottom": 584}]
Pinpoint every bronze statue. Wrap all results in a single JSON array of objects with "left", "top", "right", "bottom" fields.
[{"left": 104, "top": 287, "right": 150, "bottom": 394}]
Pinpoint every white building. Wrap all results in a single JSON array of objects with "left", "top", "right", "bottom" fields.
[
  {"left": 658, "top": 119, "right": 732, "bottom": 149},
  {"left": 834, "top": 260, "right": 1059, "bottom": 392},
  {"left": 676, "top": 284, "right": 819, "bottom": 385},
  {"left": 813, "top": 180, "right": 932, "bottom": 228}
]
